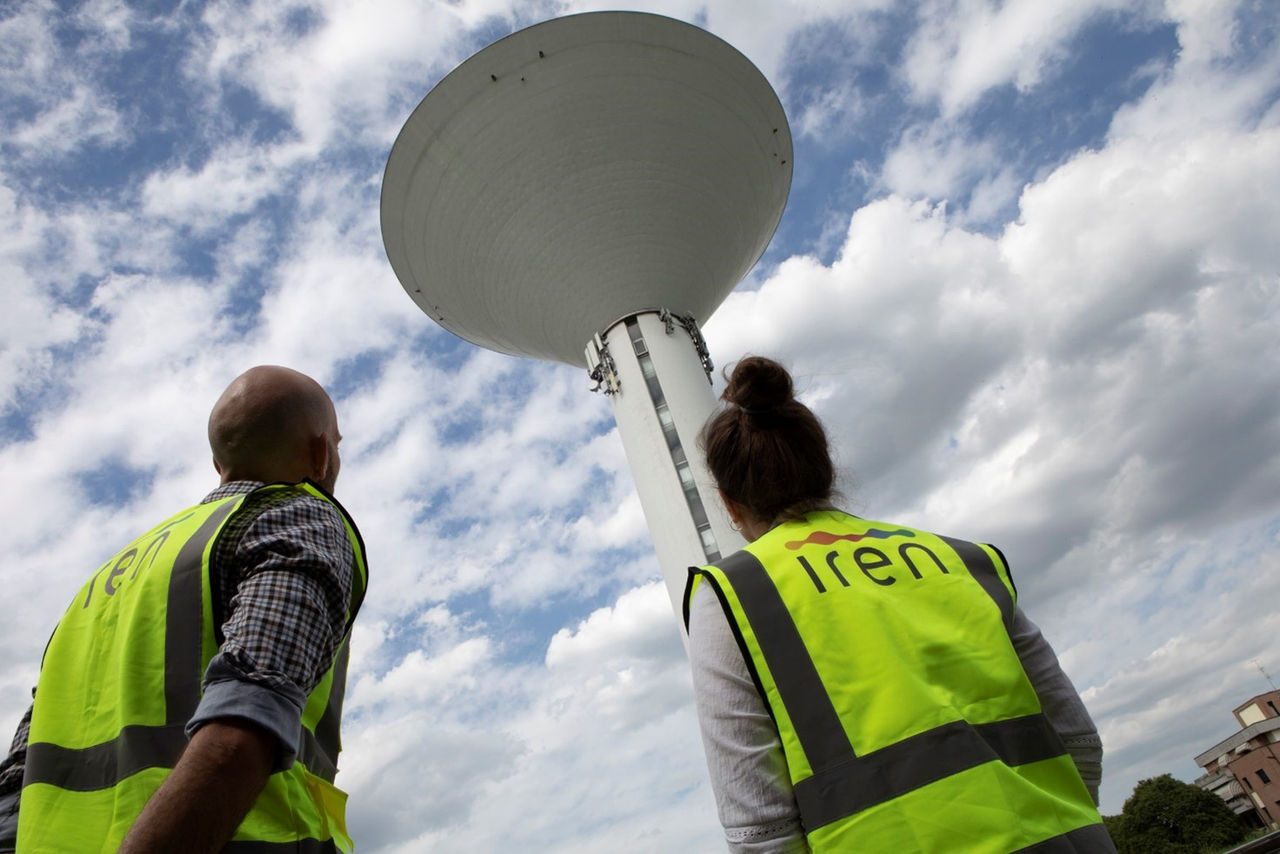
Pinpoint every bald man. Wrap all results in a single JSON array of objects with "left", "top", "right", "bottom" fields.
[{"left": 0, "top": 367, "right": 367, "bottom": 853}]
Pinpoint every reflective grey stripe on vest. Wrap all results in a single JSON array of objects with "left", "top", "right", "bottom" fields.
[
  {"left": 26, "top": 723, "right": 339, "bottom": 792},
  {"left": 306, "top": 486, "right": 364, "bottom": 777},
  {"left": 714, "top": 551, "right": 856, "bottom": 768},
  {"left": 713, "top": 549, "right": 1067, "bottom": 832},
  {"left": 938, "top": 535, "right": 1014, "bottom": 630},
  {"left": 168, "top": 501, "right": 241, "bottom": 723},
  {"left": 1014, "top": 822, "right": 1116, "bottom": 853},
  {"left": 793, "top": 714, "right": 1069, "bottom": 830},
  {"left": 297, "top": 724, "right": 338, "bottom": 783},
  {"left": 24, "top": 724, "right": 188, "bottom": 792},
  {"left": 309, "top": 638, "right": 350, "bottom": 781}
]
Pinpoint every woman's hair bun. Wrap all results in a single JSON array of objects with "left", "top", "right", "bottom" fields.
[
  {"left": 703, "top": 354, "right": 836, "bottom": 522},
  {"left": 723, "top": 356, "right": 795, "bottom": 412}
]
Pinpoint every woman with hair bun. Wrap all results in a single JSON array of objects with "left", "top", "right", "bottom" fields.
[{"left": 686, "top": 356, "right": 1112, "bottom": 853}]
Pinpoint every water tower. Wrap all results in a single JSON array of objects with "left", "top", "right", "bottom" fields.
[{"left": 381, "top": 11, "right": 792, "bottom": 626}]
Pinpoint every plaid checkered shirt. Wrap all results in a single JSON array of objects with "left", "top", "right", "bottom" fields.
[{"left": 0, "top": 481, "right": 356, "bottom": 797}]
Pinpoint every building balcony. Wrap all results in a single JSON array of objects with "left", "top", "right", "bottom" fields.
[{"left": 1217, "top": 780, "right": 1246, "bottom": 800}]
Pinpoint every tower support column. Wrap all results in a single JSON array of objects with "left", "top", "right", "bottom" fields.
[{"left": 587, "top": 310, "right": 745, "bottom": 633}]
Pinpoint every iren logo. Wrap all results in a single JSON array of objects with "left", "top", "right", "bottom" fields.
[
  {"left": 792, "top": 531, "right": 953, "bottom": 593},
  {"left": 82, "top": 512, "right": 195, "bottom": 608},
  {"left": 785, "top": 528, "right": 914, "bottom": 550}
]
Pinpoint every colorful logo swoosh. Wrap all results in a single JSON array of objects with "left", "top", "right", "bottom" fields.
[{"left": 785, "top": 528, "right": 915, "bottom": 550}]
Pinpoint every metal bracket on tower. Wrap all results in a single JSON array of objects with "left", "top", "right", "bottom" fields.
[
  {"left": 658, "top": 309, "right": 715, "bottom": 384},
  {"left": 585, "top": 332, "right": 621, "bottom": 395}
]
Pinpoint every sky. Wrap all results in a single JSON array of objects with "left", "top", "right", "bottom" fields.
[{"left": 2, "top": 0, "right": 1279, "bottom": 849}]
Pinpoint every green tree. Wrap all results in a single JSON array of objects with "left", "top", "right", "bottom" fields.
[
  {"left": 1116, "top": 773, "right": 1247, "bottom": 853},
  {"left": 1103, "top": 813, "right": 1127, "bottom": 851}
]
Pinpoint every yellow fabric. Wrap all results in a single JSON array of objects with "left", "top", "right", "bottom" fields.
[
  {"left": 19, "top": 483, "right": 363, "bottom": 852},
  {"left": 690, "top": 510, "right": 1104, "bottom": 852}
]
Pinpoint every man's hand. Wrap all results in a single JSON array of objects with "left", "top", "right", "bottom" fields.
[{"left": 119, "top": 719, "right": 274, "bottom": 853}]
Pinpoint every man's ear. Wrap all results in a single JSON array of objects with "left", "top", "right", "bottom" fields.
[
  {"left": 213, "top": 456, "right": 223, "bottom": 476},
  {"left": 308, "top": 433, "right": 330, "bottom": 483}
]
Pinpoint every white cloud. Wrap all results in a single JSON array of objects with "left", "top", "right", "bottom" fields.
[
  {"left": 1164, "top": 0, "right": 1242, "bottom": 65},
  {"left": 560, "top": 0, "right": 894, "bottom": 86},
  {"left": 141, "top": 143, "right": 311, "bottom": 230},
  {"left": 795, "top": 82, "right": 871, "bottom": 142},
  {"left": 902, "top": 0, "right": 1161, "bottom": 116},
  {"left": 327, "top": 578, "right": 717, "bottom": 852},
  {"left": 880, "top": 120, "right": 1003, "bottom": 203},
  {"left": 547, "top": 583, "right": 676, "bottom": 669},
  {"left": 2, "top": 1, "right": 1279, "bottom": 846},
  {"left": 0, "top": 186, "right": 88, "bottom": 409},
  {"left": 1108, "top": 18, "right": 1280, "bottom": 142},
  {"left": 350, "top": 637, "right": 492, "bottom": 709},
  {"left": 191, "top": 0, "right": 493, "bottom": 149},
  {"left": 366, "top": 580, "right": 711, "bottom": 852},
  {"left": 0, "top": 2, "right": 126, "bottom": 158},
  {"left": 80, "top": 0, "right": 134, "bottom": 51},
  {"left": 189, "top": 0, "right": 896, "bottom": 152}
]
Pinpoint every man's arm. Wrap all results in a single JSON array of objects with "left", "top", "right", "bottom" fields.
[
  {"left": 120, "top": 487, "right": 354, "bottom": 847},
  {"left": 119, "top": 720, "right": 273, "bottom": 853}
]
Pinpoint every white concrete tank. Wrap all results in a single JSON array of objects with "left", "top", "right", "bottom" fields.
[{"left": 381, "top": 11, "right": 792, "bottom": 630}]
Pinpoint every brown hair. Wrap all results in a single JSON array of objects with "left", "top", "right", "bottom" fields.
[{"left": 700, "top": 356, "right": 835, "bottom": 525}]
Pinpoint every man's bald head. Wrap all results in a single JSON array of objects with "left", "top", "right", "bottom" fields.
[{"left": 208, "top": 366, "right": 342, "bottom": 493}]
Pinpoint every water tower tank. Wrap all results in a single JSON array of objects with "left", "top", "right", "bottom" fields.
[{"left": 381, "top": 11, "right": 792, "bottom": 625}]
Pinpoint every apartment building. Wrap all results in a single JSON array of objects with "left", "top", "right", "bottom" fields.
[{"left": 1194, "top": 690, "right": 1280, "bottom": 830}]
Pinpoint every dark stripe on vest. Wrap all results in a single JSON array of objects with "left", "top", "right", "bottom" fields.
[
  {"left": 298, "top": 720, "right": 338, "bottom": 783},
  {"left": 988, "top": 542, "right": 1017, "bottom": 597},
  {"left": 1013, "top": 822, "right": 1116, "bottom": 853},
  {"left": 25, "top": 723, "right": 341, "bottom": 792},
  {"left": 167, "top": 501, "right": 240, "bottom": 725},
  {"left": 939, "top": 535, "right": 1014, "bottom": 629},
  {"left": 716, "top": 550, "right": 856, "bottom": 770},
  {"left": 311, "top": 639, "right": 350, "bottom": 777},
  {"left": 793, "top": 714, "right": 1068, "bottom": 830},
  {"left": 304, "top": 482, "right": 364, "bottom": 775},
  {"left": 24, "top": 724, "right": 187, "bottom": 791}
]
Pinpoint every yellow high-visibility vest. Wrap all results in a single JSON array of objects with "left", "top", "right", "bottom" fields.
[
  {"left": 19, "top": 481, "right": 367, "bottom": 853},
  {"left": 686, "top": 510, "right": 1111, "bottom": 853}
]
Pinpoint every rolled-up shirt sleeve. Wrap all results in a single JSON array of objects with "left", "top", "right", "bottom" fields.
[
  {"left": 186, "top": 654, "right": 308, "bottom": 768},
  {"left": 185, "top": 488, "right": 354, "bottom": 771}
]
